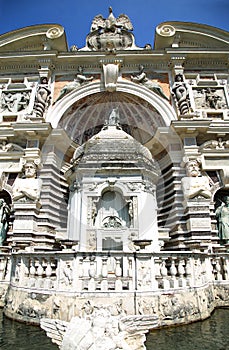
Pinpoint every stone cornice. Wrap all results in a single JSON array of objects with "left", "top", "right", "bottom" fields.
[
  {"left": 0, "top": 122, "right": 52, "bottom": 139},
  {"left": 0, "top": 48, "right": 228, "bottom": 74}
]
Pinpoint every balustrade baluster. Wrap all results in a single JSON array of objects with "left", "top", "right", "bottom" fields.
[
  {"left": 78, "top": 258, "right": 83, "bottom": 278},
  {"left": 101, "top": 256, "right": 108, "bottom": 291},
  {"left": 150, "top": 257, "right": 159, "bottom": 291},
  {"left": 222, "top": 257, "right": 229, "bottom": 280},
  {"left": 44, "top": 259, "right": 52, "bottom": 289},
  {"left": 178, "top": 259, "right": 186, "bottom": 287},
  {"left": 127, "top": 257, "right": 134, "bottom": 290},
  {"left": 160, "top": 258, "right": 170, "bottom": 289},
  {"left": 23, "top": 257, "right": 29, "bottom": 286},
  {"left": 29, "top": 258, "right": 36, "bottom": 287},
  {"left": 115, "top": 257, "right": 123, "bottom": 291},
  {"left": 185, "top": 258, "right": 192, "bottom": 286},
  {"left": 88, "top": 257, "right": 96, "bottom": 291},
  {"left": 36, "top": 258, "right": 44, "bottom": 288},
  {"left": 215, "top": 258, "right": 223, "bottom": 281},
  {"left": 170, "top": 258, "right": 178, "bottom": 288}
]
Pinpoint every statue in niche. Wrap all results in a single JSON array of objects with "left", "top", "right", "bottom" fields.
[
  {"left": 171, "top": 74, "right": 190, "bottom": 115},
  {"left": 205, "top": 88, "right": 222, "bottom": 109},
  {"left": 128, "top": 199, "right": 134, "bottom": 227},
  {"left": 33, "top": 77, "right": 51, "bottom": 118},
  {"left": 0, "top": 199, "right": 11, "bottom": 245},
  {"left": 54, "top": 66, "right": 93, "bottom": 103},
  {"left": 107, "top": 107, "right": 120, "bottom": 126},
  {"left": 215, "top": 196, "right": 229, "bottom": 244},
  {"left": 91, "top": 199, "right": 97, "bottom": 219},
  {"left": 131, "top": 65, "right": 168, "bottom": 100},
  {"left": 181, "top": 160, "right": 212, "bottom": 200},
  {"left": 12, "top": 161, "right": 42, "bottom": 202}
]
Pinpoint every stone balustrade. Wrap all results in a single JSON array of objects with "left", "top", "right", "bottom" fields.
[{"left": 3, "top": 251, "right": 228, "bottom": 294}]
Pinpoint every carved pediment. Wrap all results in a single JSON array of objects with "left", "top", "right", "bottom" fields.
[
  {"left": 0, "top": 24, "right": 67, "bottom": 52},
  {"left": 155, "top": 22, "right": 229, "bottom": 49}
]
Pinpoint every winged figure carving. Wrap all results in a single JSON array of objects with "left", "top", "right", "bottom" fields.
[
  {"left": 90, "top": 7, "right": 133, "bottom": 33},
  {"left": 40, "top": 306, "right": 158, "bottom": 350}
]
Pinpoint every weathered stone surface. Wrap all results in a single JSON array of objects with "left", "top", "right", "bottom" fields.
[{"left": 41, "top": 305, "right": 156, "bottom": 350}]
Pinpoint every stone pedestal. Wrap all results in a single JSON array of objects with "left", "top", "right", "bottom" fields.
[
  {"left": 183, "top": 200, "right": 213, "bottom": 251},
  {"left": 10, "top": 202, "right": 42, "bottom": 249}
]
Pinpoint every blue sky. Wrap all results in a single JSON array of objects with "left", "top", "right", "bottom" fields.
[{"left": 1, "top": 0, "right": 229, "bottom": 49}]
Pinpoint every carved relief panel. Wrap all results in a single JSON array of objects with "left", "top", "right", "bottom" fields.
[
  {"left": 192, "top": 87, "right": 228, "bottom": 110},
  {"left": 0, "top": 78, "right": 37, "bottom": 120},
  {"left": 184, "top": 73, "right": 229, "bottom": 119}
]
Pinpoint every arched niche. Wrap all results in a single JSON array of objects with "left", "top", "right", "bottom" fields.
[
  {"left": 95, "top": 190, "right": 131, "bottom": 229},
  {"left": 47, "top": 81, "right": 176, "bottom": 146},
  {"left": 0, "top": 189, "right": 12, "bottom": 206}
]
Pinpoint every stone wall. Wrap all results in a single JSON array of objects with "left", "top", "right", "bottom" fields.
[{"left": 1, "top": 251, "right": 229, "bottom": 328}]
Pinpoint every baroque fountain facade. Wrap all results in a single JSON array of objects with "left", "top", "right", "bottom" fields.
[{"left": 0, "top": 7, "right": 229, "bottom": 349}]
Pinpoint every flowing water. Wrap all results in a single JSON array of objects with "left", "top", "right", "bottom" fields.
[{"left": 0, "top": 308, "right": 229, "bottom": 349}]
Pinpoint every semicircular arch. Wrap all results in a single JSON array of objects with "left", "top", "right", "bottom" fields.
[{"left": 47, "top": 80, "right": 177, "bottom": 144}]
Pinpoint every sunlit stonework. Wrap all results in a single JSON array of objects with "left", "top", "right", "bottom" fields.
[{"left": 0, "top": 7, "right": 229, "bottom": 350}]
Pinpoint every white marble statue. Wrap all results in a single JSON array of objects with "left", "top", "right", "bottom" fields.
[
  {"left": 131, "top": 65, "right": 168, "bottom": 100},
  {"left": 12, "top": 161, "right": 42, "bottom": 202},
  {"left": 215, "top": 196, "right": 229, "bottom": 243},
  {"left": 181, "top": 160, "right": 212, "bottom": 200},
  {"left": 55, "top": 66, "right": 93, "bottom": 103},
  {"left": 41, "top": 304, "right": 158, "bottom": 350}
]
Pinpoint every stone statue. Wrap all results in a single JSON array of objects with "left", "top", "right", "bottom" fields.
[
  {"left": 33, "top": 77, "right": 51, "bottom": 118},
  {"left": 215, "top": 196, "right": 229, "bottom": 243},
  {"left": 86, "top": 7, "right": 135, "bottom": 51},
  {"left": 41, "top": 304, "right": 158, "bottom": 350},
  {"left": 12, "top": 162, "right": 41, "bottom": 202},
  {"left": 131, "top": 65, "right": 168, "bottom": 100},
  {"left": 0, "top": 199, "right": 10, "bottom": 245},
  {"left": 171, "top": 74, "right": 190, "bottom": 115},
  {"left": 90, "top": 7, "right": 133, "bottom": 34},
  {"left": 181, "top": 160, "right": 212, "bottom": 200},
  {"left": 108, "top": 107, "right": 120, "bottom": 125},
  {"left": 205, "top": 88, "right": 222, "bottom": 109},
  {"left": 55, "top": 66, "right": 93, "bottom": 103}
]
